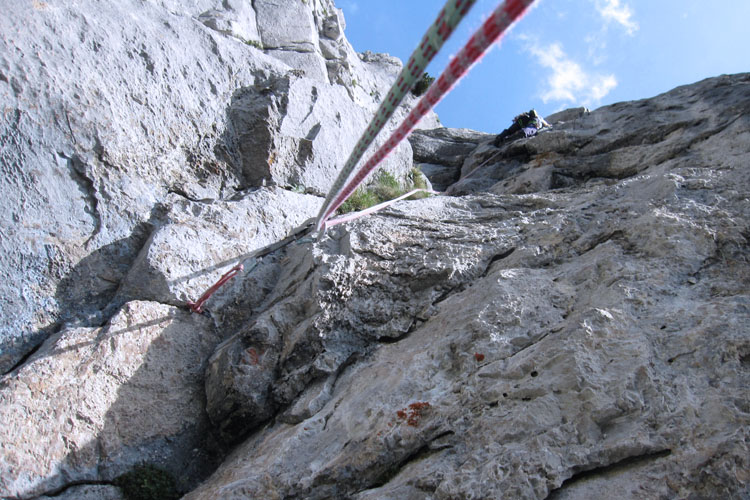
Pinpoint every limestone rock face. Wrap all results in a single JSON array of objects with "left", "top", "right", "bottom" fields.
[
  {"left": 117, "top": 187, "right": 321, "bottom": 307},
  {"left": 0, "top": 0, "right": 426, "bottom": 373},
  {"left": 224, "top": 72, "right": 414, "bottom": 195},
  {"left": 409, "top": 127, "right": 493, "bottom": 190},
  {"left": 0, "top": 301, "right": 221, "bottom": 498},
  {"left": 37, "top": 484, "right": 124, "bottom": 500},
  {"left": 186, "top": 74, "right": 750, "bottom": 499},
  {"left": 451, "top": 75, "right": 750, "bottom": 196},
  {"left": 198, "top": 0, "right": 261, "bottom": 44},
  {"left": 1, "top": 0, "right": 748, "bottom": 496},
  {"left": 203, "top": 198, "right": 516, "bottom": 442}
]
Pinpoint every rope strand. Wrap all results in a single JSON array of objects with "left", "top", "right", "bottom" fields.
[
  {"left": 318, "top": 0, "right": 537, "bottom": 229},
  {"left": 315, "top": 0, "right": 478, "bottom": 231}
]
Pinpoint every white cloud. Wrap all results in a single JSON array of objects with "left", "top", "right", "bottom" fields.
[
  {"left": 595, "top": 0, "right": 639, "bottom": 35},
  {"left": 525, "top": 40, "right": 617, "bottom": 107}
]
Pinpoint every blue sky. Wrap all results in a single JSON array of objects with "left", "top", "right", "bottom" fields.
[{"left": 336, "top": 0, "right": 749, "bottom": 132}]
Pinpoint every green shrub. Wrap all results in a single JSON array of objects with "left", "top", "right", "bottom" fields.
[
  {"left": 339, "top": 188, "right": 380, "bottom": 214},
  {"left": 114, "top": 464, "right": 180, "bottom": 500},
  {"left": 412, "top": 72, "right": 435, "bottom": 97},
  {"left": 407, "top": 168, "right": 430, "bottom": 199},
  {"left": 336, "top": 169, "right": 430, "bottom": 215},
  {"left": 245, "top": 39, "right": 263, "bottom": 49}
]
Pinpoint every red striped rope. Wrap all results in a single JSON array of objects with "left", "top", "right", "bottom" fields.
[
  {"left": 315, "top": 0, "right": 478, "bottom": 231},
  {"left": 187, "top": 263, "right": 243, "bottom": 313},
  {"left": 320, "top": 0, "right": 536, "bottom": 226}
]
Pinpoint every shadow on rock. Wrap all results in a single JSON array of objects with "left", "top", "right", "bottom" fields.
[
  {"left": 54, "top": 226, "right": 153, "bottom": 328},
  {"left": 5, "top": 301, "right": 227, "bottom": 499}
]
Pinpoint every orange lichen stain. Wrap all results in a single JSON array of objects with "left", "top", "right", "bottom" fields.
[
  {"left": 247, "top": 347, "right": 260, "bottom": 365},
  {"left": 474, "top": 353, "right": 485, "bottom": 362},
  {"left": 395, "top": 401, "right": 431, "bottom": 427}
]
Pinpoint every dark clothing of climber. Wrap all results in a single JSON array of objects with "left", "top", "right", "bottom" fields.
[{"left": 492, "top": 109, "right": 550, "bottom": 147}]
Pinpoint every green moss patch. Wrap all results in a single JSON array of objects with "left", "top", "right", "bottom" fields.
[{"left": 114, "top": 464, "right": 180, "bottom": 500}]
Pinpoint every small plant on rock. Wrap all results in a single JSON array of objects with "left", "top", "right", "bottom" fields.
[
  {"left": 412, "top": 72, "right": 435, "bottom": 97},
  {"left": 407, "top": 167, "right": 430, "bottom": 199},
  {"left": 336, "top": 169, "right": 430, "bottom": 215},
  {"left": 371, "top": 170, "right": 402, "bottom": 201},
  {"left": 338, "top": 187, "right": 380, "bottom": 213}
]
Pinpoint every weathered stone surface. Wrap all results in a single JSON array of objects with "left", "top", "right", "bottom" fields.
[
  {"left": 0, "top": 0, "right": 288, "bottom": 372},
  {"left": 409, "top": 127, "right": 492, "bottom": 167},
  {"left": 417, "top": 162, "right": 460, "bottom": 192},
  {"left": 186, "top": 74, "right": 750, "bottom": 499},
  {"left": 255, "top": 0, "right": 319, "bottom": 53},
  {"left": 198, "top": 0, "right": 261, "bottom": 44},
  {"left": 117, "top": 187, "right": 321, "bottom": 307},
  {"left": 0, "top": 0, "right": 424, "bottom": 373},
  {"left": 545, "top": 106, "right": 589, "bottom": 124},
  {"left": 409, "top": 127, "right": 492, "bottom": 190},
  {"left": 451, "top": 74, "right": 750, "bottom": 196},
  {"left": 203, "top": 198, "right": 516, "bottom": 442},
  {"left": 3, "top": 0, "right": 748, "bottom": 496},
  {"left": 224, "top": 72, "right": 415, "bottom": 195},
  {"left": 37, "top": 484, "right": 124, "bottom": 500},
  {"left": 0, "top": 301, "right": 222, "bottom": 499}
]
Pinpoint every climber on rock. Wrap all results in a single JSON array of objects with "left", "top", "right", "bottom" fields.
[{"left": 492, "top": 109, "right": 550, "bottom": 147}]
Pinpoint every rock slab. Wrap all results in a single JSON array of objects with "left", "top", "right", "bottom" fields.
[{"left": 186, "top": 74, "right": 750, "bottom": 499}]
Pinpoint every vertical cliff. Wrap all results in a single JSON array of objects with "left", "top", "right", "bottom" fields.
[{"left": 0, "top": 0, "right": 748, "bottom": 499}]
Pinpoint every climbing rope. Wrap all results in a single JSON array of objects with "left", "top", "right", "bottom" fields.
[
  {"left": 323, "top": 188, "right": 440, "bottom": 230},
  {"left": 317, "top": 0, "right": 537, "bottom": 232},
  {"left": 315, "top": 0, "right": 477, "bottom": 231},
  {"left": 189, "top": 0, "right": 537, "bottom": 313},
  {"left": 187, "top": 263, "right": 244, "bottom": 313}
]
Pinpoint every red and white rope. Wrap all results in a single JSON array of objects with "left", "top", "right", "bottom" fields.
[{"left": 318, "top": 0, "right": 537, "bottom": 230}]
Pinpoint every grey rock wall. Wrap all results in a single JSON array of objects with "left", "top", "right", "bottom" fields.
[
  {"left": 185, "top": 73, "right": 750, "bottom": 499},
  {"left": 0, "top": 0, "right": 431, "bottom": 374},
  {"left": 1, "top": 0, "right": 747, "bottom": 497},
  {"left": 409, "top": 127, "right": 493, "bottom": 190},
  {"left": 0, "top": 301, "right": 221, "bottom": 498}
]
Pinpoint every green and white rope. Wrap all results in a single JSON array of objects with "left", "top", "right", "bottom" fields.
[{"left": 315, "top": 0, "right": 477, "bottom": 231}]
